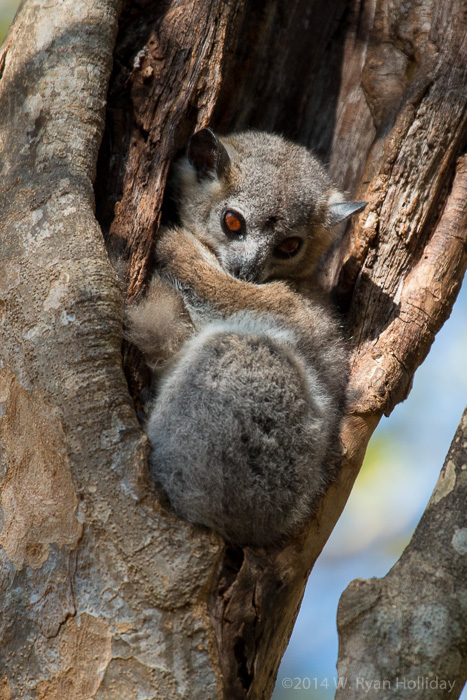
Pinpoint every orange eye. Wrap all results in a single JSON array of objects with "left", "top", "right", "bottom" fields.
[
  {"left": 225, "top": 212, "right": 242, "bottom": 231},
  {"left": 221, "top": 209, "right": 245, "bottom": 237},
  {"left": 274, "top": 237, "right": 303, "bottom": 259}
]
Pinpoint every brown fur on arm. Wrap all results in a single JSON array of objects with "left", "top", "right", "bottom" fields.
[{"left": 156, "top": 226, "right": 311, "bottom": 322}]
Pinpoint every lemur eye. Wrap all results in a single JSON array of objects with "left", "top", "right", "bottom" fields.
[
  {"left": 274, "top": 237, "right": 303, "bottom": 259},
  {"left": 221, "top": 209, "right": 245, "bottom": 237}
]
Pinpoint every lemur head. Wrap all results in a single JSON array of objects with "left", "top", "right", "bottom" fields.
[{"left": 174, "top": 128, "right": 366, "bottom": 283}]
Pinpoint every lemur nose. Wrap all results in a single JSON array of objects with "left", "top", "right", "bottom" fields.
[
  {"left": 227, "top": 253, "right": 264, "bottom": 282},
  {"left": 234, "top": 263, "right": 258, "bottom": 283}
]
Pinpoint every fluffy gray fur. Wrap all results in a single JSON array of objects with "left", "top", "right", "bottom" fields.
[
  {"left": 146, "top": 308, "right": 345, "bottom": 546},
  {"left": 128, "top": 129, "right": 364, "bottom": 547}
]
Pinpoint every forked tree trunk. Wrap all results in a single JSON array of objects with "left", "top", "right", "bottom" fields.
[{"left": 0, "top": 0, "right": 466, "bottom": 698}]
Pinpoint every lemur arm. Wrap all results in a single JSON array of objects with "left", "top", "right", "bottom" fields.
[{"left": 156, "top": 226, "right": 311, "bottom": 326}]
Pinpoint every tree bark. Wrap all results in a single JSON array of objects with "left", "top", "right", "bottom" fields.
[
  {"left": 0, "top": 1, "right": 222, "bottom": 697},
  {"left": 0, "top": 0, "right": 466, "bottom": 699},
  {"left": 336, "top": 406, "right": 467, "bottom": 700}
]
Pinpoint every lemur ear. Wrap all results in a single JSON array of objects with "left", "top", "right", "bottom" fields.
[
  {"left": 329, "top": 201, "right": 367, "bottom": 226},
  {"left": 188, "top": 128, "right": 231, "bottom": 181}
]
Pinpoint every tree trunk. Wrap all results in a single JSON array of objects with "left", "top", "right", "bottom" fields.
[{"left": 0, "top": 0, "right": 466, "bottom": 699}]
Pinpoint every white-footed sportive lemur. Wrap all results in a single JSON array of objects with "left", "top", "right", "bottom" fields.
[{"left": 127, "top": 128, "right": 366, "bottom": 547}]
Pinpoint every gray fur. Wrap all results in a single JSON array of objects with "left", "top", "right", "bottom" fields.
[
  {"left": 176, "top": 130, "right": 342, "bottom": 282},
  {"left": 147, "top": 309, "right": 345, "bottom": 546},
  {"left": 128, "top": 130, "right": 363, "bottom": 547}
]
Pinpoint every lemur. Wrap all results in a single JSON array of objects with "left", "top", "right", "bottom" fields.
[{"left": 127, "top": 128, "right": 365, "bottom": 546}]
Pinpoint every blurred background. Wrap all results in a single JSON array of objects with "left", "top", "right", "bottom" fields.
[
  {"left": 0, "top": 0, "right": 15, "bottom": 43},
  {"left": 1, "top": 3, "right": 466, "bottom": 698}
]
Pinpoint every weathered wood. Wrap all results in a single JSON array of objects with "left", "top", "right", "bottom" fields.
[{"left": 96, "top": 0, "right": 245, "bottom": 299}]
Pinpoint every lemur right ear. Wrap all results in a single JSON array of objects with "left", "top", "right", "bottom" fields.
[
  {"left": 328, "top": 201, "right": 367, "bottom": 226},
  {"left": 188, "top": 128, "right": 231, "bottom": 181}
]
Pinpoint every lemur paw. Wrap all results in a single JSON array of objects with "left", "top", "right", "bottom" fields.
[{"left": 156, "top": 226, "right": 222, "bottom": 274}]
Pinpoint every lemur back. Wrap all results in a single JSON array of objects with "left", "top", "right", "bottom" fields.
[{"left": 127, "top": 129, "right": 365, "bottom": 547}]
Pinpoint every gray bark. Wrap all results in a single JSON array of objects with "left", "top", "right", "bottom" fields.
[{"left": 0, "top": 0, "right": 222, "bottom": 697}]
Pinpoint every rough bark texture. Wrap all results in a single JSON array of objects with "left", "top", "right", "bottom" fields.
[
  {"left": 0, "top": 0, "right": 466, "bottom": 698},
  {"left": 336, "top": 406, "right": 467, "bottom": 699},
  {"left": 95, "top": 0, "right": 245, "bottom": 298},
  {"left": 0, "top": 1, "right": 222, "bottom": 697}
]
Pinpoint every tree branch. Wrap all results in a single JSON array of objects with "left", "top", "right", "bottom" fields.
[{"left": 336, "top": 405, "right": 467, "bottom": 699}]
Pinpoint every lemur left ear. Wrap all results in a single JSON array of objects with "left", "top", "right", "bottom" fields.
[
  {"left": 188, "top": 128, "right": 231, "bottom": 181},
  {"left": 329, "top": 201, "right": 367, "bottom": 226}
]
